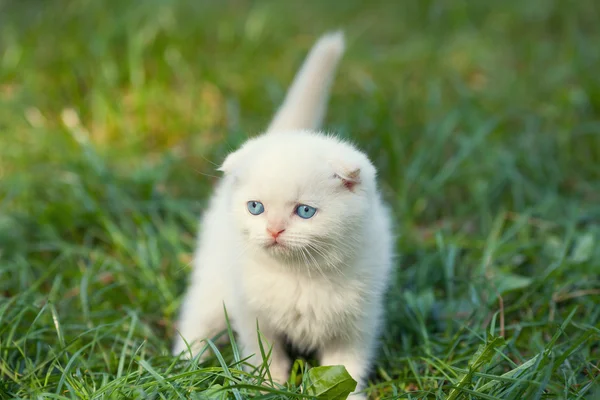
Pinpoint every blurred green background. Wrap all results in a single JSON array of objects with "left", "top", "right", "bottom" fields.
[{"left": 1, "top": 0, "right": 599, "bottom": 398}]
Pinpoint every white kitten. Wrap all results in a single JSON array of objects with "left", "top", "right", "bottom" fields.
[{"left": 173, "top": 32, "right": 394, "bottom": 399}]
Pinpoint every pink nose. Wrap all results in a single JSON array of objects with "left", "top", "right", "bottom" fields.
[{"left": 267, "top": 228, "right": 285, "bottom": 239}]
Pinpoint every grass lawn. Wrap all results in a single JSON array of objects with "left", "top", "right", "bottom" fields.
[{"left": 1, "top": 0, "right": 599, "bottom": 398}]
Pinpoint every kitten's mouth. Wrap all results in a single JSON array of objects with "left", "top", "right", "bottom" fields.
[{"left": 264, "top": 239, "right": 290, "bottom": 253}]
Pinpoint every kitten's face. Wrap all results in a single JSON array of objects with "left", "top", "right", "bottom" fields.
[{"left": 224, "top": 132, "right": 375, "bottom": 266}]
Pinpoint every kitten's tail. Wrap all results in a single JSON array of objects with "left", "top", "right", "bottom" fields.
[{"left": 266, "top": 31, "right": 345, "bottom": 133}]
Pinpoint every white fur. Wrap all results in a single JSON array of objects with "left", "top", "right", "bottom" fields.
[
  {"left": 267, "top": 31, "right": 345, "bottom": 133},
  {"left": 173, "top": 32, "right": 394, "bottom": 399}
]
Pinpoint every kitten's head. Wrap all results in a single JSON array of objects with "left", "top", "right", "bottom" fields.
[{"left": 220, "top": 130, "right": 377, "bottom": 267}]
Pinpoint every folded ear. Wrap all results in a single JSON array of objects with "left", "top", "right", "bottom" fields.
[
  {"left": 217, "top": 151, "right": 237, "bottom": 174},
  {"left": 218, "top": 146, "right": 247, "bottom": 174},
  {"left": 333, "top": 165, "right": 361, "bottom": 191}
]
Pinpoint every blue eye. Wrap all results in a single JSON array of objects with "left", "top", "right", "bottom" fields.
[
  {"left": 296, "top": 204, "right": 317, "bottom": 219},
  {"left": 247, "top": 201, "right": 265, "bottom": 215}
]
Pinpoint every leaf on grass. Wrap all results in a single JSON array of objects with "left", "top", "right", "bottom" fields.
[
  {"left": 492, "top": 272, "right": 533, "bottom": 294},
  {"left": 305, "top": 365, "right": 357, "bottom": 400},
  {"left": 570, "top": 233, "right": 594, "bottom": 264}
]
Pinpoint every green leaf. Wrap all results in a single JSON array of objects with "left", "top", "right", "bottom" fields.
[
  {"left": 492, "top": 272, "right": 533, "bottom": 294},
  {"left": 305, "top": 365, "right": 357, "bottom": 400},
  {"left": 570, "top": 233, "right": 594, "bottom": 263},
  {"left": 290, "top": 358, "right": 307, "bottom": 387}
]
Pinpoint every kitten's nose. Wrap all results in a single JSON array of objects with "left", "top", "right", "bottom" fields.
[{"left": 267, "top": 228, "right": 285, "bottom": 239}]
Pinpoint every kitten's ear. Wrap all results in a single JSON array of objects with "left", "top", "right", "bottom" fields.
[
  {"left": 334, "top": 165, "right": 361, "bottom": 191},
  {"left": 218, "top": 150, "right": 240, "bottom": 174},
  {"left": 219, "top": 142, "right": 254, "bottom": 175}
]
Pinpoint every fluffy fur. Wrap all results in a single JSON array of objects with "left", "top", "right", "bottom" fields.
[{"left": 173, "top": 32, "right": 394, "bottom": 399}]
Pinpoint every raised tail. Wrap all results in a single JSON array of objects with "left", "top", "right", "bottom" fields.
[{"left": 266, "top": 31, "right": 345, "bottom": 133}]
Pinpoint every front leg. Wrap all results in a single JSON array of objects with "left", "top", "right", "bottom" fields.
[
  {"left": 172, "top": 278, "right": 227, "bottom": 359},
  {"left": 319, "top": 337, "right": 376, "bottom": 400},
  {"left": 235, "top": 312, "right": 291, "bottom": 385}
]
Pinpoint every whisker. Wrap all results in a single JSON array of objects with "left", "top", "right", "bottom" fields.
[
  {"left": 194, "top": 169, "right": 222, "bottom": 180},
  {"left": 304, "top": 247, "right": 327, "bottom": 280}
]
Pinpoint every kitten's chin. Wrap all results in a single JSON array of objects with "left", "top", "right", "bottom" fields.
[
  {"left": 263, "top": 242, "right": 291, "bottom": 257},
  {"left": 255, "top": 240, "right": 302, "bottom": 260}
]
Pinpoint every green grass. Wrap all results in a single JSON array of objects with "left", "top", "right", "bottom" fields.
[{"left": 1, "top": 0, "right": 599, "bottom": 398}]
